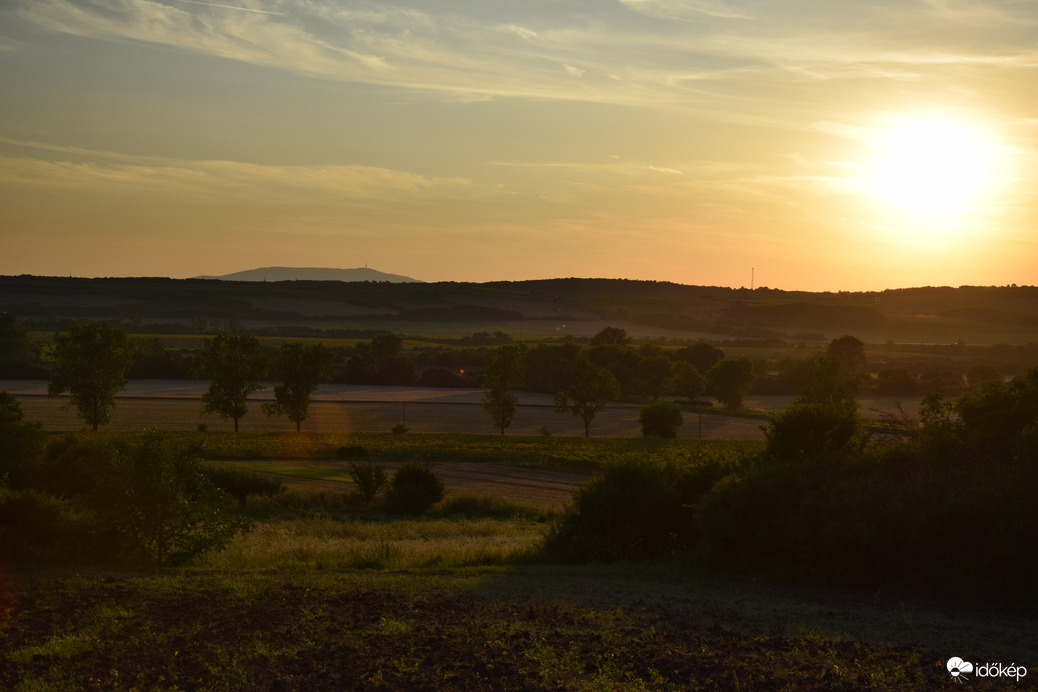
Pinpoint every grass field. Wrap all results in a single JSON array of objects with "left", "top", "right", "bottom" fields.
[{"left": 2, "top": 429, "right": 1035, "bottom": 689}]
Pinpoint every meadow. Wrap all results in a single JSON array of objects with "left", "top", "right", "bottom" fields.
[{"left": 2, "top": 430, "right": 1035, "bottom": 690}]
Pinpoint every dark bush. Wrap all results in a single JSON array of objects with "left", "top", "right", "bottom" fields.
[
  {"left": 86, "top": 432, "right": 249, "bottom": 565},
  {"left": 762, "top": 400, "right": 860, "bottom": 462},
  {"left": 336, "top": 445, "right": 367, "bottom": 459},
  {"left": 638, "top": 400, "right": 683, "bottom": 438},
  {"left": 33, "top": 434, "right": 117, "bottom": 499},
  {"left": 204, "top": 467, "right": 286, "bottom": 506},
  {"left": 349, "top": 460, "right": 388, "bottom": 504},
  {"left": 544, "top": 455, "right": 736, "bottom": 563},
  {"left": 439, "top": 494, "right": 539, "bottom": 520},
  {"left": 389, "top": 462, "right": 444, "bottom": 515},
  {"left": 0, "top": 487, "right": 82, "bottom": 561},
  {"left": 0, "top": 392, "right": 44, "bottom": 489}
]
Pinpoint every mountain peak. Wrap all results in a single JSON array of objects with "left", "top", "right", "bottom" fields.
[{"left": 193, "top": 267, "right": 422, "bottom": 283}]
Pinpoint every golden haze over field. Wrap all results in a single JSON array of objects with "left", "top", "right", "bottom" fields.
[{"left": 1, "top": 0, "right": 1036, "bottom": 290}]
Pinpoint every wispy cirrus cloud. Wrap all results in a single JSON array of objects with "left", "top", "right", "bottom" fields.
[
  {"left": 5, "top": 0, "right": 1037, "bottom": 171},
  {"left": 618, "top": 0, "right": 754, "bottom": 21},
  {"left": 0, "top": 138, "right": 475, "bottom": 202},
  {"left": 14, "top": 0, "right": 1038, "bottom": 115}
]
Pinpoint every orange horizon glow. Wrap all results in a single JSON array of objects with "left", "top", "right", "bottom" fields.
[{"left": 1, "top": 1, "right": 1036, "bottom": 291}]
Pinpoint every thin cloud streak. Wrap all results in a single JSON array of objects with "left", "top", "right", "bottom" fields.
[
  {"left": 0, "top": 145, "right": 477, "bottom": 202},
  {"left": 176, "top": 0, "right": 284, "bottom": 15}
]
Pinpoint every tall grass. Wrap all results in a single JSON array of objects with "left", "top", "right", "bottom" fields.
[{"left": 200, "top": 513, "right": 544, "bottom": 571}]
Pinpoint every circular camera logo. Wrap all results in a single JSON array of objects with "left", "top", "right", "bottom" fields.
[{"left": 947, "top": 657, "right": 974, "bottom": 682}]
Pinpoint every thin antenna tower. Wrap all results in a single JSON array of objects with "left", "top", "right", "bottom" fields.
[{"left": 751, "top": 267, "right": 754, "bottom": 290}]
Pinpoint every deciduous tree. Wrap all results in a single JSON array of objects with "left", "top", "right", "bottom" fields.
[
  {"left": 262, "top": 342, "right": 334, "bottom": 432},
  {"left": 89, "top": 431, "right": 248, "bottom": 564},
  {"left": 667, "top": 361, "right": 705, "bottom": 401},
  {"left": 48, "top": 322, "right": 134, "bottom": 431},
  {"left": 481, "top": 344, "right": 526, "bottom": 435},
  {"left": 554, "top": 354, "right": 621, "bottom": 437},
  {"left": 705, "top": 358, "right": 755, "bottom": 411},
  {"left": 481, "top": 388, "right": 518, "bottom": 435},
  {"left": 197, "top": 333, "right": 266, "bottom": 432}
]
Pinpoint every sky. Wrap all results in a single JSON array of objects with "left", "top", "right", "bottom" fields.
[{"left": 1, "top": 0, "right": 1037, "bottom": 290}]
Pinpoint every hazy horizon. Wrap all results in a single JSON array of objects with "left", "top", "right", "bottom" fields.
[{"left": 2, "top": 0, "right": 1037, "bottom": 291}]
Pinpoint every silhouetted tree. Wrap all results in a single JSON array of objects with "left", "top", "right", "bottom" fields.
[
  {"left": 671, "top": 342, "right": 725, "bottom": 373},
  {"left": 705, "top": 358, "right": 755, "bottom": 411},
  {"left": 0, "top": 313, "right": 35, "bottom": 363},
  {"left": 344, "top": 331, "right": 415, "bottom": 385},
  {"left": 481, "top": 388, "right": 518, "bottom": 435},
  {"left": 481, "top": 344, "right": 526, "bottom": 435},
  {"left": 826, "top": 334, "right": 867, "bottom": 374},
  {"left": 0, "top": 392, "right": 44, "bottom": 488},
  {"left": 876, "top": 366, "right": 918, "bottom": 395},
  {"left": 48, "top": 322, "right": 135, "bottom": 431},
  {"left": 128, "top": 337, "right": 189, "bottom": 379},
  {"left": 637, "top": 355, "right": 672, "bottom": 399},
  {"left": 524, "top": 343, "right": 581, "bottom": 393},
  {"left": 197, "top": 333, "right": 266, "bottom": 432},
  {"left": 88, "top": 431, "right": 247, "bottom": 564},
  {"left": 263, "top": 342, "right": 334, "bottom": 432},
  {"left": 591, "top": 326, "right": 631, "bottom": 346},
  {"left": 667, "top": 361, "right": 705, "bottom": 401},
  {"left": 554, "top": 354, "right": 621, "bottom": 437}
]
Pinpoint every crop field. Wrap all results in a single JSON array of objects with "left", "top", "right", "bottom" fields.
[
  {"left": 5, "top": 378, "right": 932, "bottom": 440},
  {"left": 4, "top": 379, "right": 775, "bottom": 439}
]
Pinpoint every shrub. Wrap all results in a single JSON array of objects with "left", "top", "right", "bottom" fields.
[
  {"left": 391, "top": 421, "right": 409, "bottom": 434},
  {"left": 762, "top": 400, "right": 860, "bottom": 462},
  {"left": 204, "top": 467, "right": 286, "bottom": 506},
  {"left": 88, "top": 432, "right": 250, "bottom": 565},
  {"left": 544, "top": 454, "right": 736, "bottom": 563},
  {"left": 638, "top": 400, "right": 683, "bottom": 438},
  {"left": 389, "top": 462, "right": 444, "bottom": 515},
  {"left": 336, "top": 445, "right": 367, "bottom": 459},
  {"left": 0, "top": 487, "right": 82, "bottom": 561},
  {"left": 0, "top": 392, "right": 44, "bottom": 489},
  {"left": 439, "top": 494, "right": 541, "bottom": 520},
  {"left": 349, "top": 460, "right": 388, "bottom": 504}
]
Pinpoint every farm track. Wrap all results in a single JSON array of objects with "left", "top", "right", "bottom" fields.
[{"left": 213, "top": 458, "right": 589, "bottom": 509}]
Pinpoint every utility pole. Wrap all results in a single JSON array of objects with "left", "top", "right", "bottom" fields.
[{"left": 751, "top": 267, "right": 754, "bottom": 290}]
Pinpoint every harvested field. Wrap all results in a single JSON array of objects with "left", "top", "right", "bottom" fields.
[{"left": 2, "top": 380, "right": 769, "bottom": 439}]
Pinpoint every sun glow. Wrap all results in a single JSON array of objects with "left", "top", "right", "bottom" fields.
[{"left": 863, "top": 116, "right": 1001, "bottom": 216}]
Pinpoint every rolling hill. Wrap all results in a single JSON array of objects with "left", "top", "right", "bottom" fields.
[{"left": 1, "top": 274, "right": 1037, "bottom": 344}]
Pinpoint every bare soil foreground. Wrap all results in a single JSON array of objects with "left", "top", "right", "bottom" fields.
[
  {"left": 1, "top": 565, "right": 1032, "bottom": 691},
  {"left": 1, "top": 379, "right": 925, "bottom": 438}
]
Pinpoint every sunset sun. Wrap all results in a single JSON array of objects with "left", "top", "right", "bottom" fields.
[{"left": 864, "top": 117, "right": 1000, "bottom": 216}]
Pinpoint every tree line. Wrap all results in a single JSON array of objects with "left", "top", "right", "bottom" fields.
[{"left": 1, "top": 312, "right": 1025, "bottom": 436}]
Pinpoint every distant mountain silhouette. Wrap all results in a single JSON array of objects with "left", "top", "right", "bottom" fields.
[{"left": 194, "top": 266, "right": 423, "bottom": 283}]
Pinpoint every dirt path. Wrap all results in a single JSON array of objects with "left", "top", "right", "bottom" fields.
[{"left": 216, "top": 459, "right": 589, "bottom": 509}]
